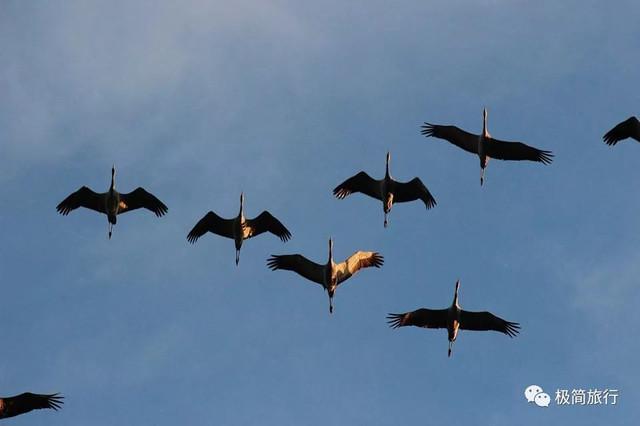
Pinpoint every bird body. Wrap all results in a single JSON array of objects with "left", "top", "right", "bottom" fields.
[
  {"left": 422, "top": 108, "right": 553, "bottom": 185},
  {"left": 387, "top": 280, "right": 520, "bottom": 357},
  {"left": 478, "top": 111, "right": 490, "bottom": 184},
  {"left": 56, "top": 166, "right": 168, "bottom": 238},
  {"left": 233, "top": 200, "right": 246, "bottom": 258},
  {"left": 187, "top": 193, "right": 291, "bottom": 265},
  {"left": 267, "top": 238, "right": 383, "bottom": 313},
  {"left": 446, "top": 283, "right": 462, "bottom": 352},
  {"left": 0, "top": 392, "right": 63, "bottom": 419},
  {"left": 106, "top": 181, "right": 120, "bottom": 226},
  {"left": 333, "top": 152, "right": 436, "bottom": 227},
  {"left": 323, "top": 255, "right": 339, "bottom": 304}
]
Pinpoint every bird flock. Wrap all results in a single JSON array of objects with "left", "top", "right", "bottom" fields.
[{"left": 4, "top": 110, "right": 637, "bottom": 420}]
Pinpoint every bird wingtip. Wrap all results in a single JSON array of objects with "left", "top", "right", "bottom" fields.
[
  {"left": 385, "top": 313, "right": 403, "bottom": 328},
  {"left": 266, "top": 255, "right": 279, "bottom": 270},
  {"left": 420, "top": 122, "right": 435, "bottom": 136}
]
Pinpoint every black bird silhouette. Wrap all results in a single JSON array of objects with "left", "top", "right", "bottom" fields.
[
  {"left": 188, "top": 193, "right": 291, "bottom": 265},
  {"left": 388, "top": 280, "right": 520, "bottom": 357},
  {"left": 333, "top": 152, "right": 436, "bottom": 227},
  {"left": 422, "top": 108, "right": 553, "bottom": 185},
  {"left": 57, "top": 166, "right": 167, "bottom": 238}
]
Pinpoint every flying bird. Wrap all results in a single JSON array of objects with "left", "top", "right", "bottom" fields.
[
  {"left": 267, "top": 238, "right": 383, "bottom": 313},
  {"left": 387, "top": 280, "right": 520, "bottom": 357},
  {"left": 187, "top": 193, "right": 291, "bottom": 265},
  {"left": 333, "top": 152, "right": 436, "bottom": 227},
  {"left": 421, "top": 108, "right": 553, "bottom": 185},
  {"left": 56, "top": 166, "right": 168, "bottom": 238},
  {"left": 603, "top": 116, "right": 640, "bottom": 146},
  {"left": 0, "top": 392, "right": 63, "bottom": 419}
]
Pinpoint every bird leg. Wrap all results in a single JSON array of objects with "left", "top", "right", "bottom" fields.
[
  {"left": 384, "top": 213, "right": 388, "bottom": 228},
  {"left": 235, "top": 250, "right": 240, "bottom": 266},
  {"left": 448, "top": 341, "right": 453, "bottom": 357},
  {"left": 108, "top": 222, "right": 113, "bottom": 239},
  {"left": 480, "top": 168, "right": 485, "bottom": 186},
  {"left": 328, "top": 294, "right": 334, "bottom": 314}
]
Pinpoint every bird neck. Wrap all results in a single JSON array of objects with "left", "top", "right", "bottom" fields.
[
  {"left": 482, "top": 111, "right": 489, "bottom": 138},
  {"left": 452, "top": 283, "right": 460, "bottom": 308},
  {"left": 110, "top": 171, "right": 116, "bottom": 193}
]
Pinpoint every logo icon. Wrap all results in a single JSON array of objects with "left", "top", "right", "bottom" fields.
[{"left": 525, "top": 385, "right": 550, "bottom": 408}]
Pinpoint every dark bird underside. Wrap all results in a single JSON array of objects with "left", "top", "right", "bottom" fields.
[
  {"left": 187, "top": 211, "right": 291, "bottom": 243},
  {"left": 421, "top": 123, "right": 553, "bottom": 164},
  {"left": 56, "top": 187, "right": 168, "bottom": 217},
  {"left": 387, "top": 308, "right": 520, "bottom": 337},
  {"left": 333, "top": 172, "right": 436, "bottom": 209}
]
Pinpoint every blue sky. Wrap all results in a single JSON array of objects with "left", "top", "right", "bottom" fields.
[{"left": 1, "top": 0, "right": 638, "bottom": 424}]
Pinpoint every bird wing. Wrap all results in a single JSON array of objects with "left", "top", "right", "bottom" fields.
[
  {"left": 266, "top": 254, "right": 325, "bottom": 285},
  {"left": 386, "top": 308, "right": 448, "bottom": 329},
  {"left": 393, "top": 177, "right": 437, "bottom": 209},
  {"left": 335, "top": 251, "right": 383, "bottom": 285},
  {"left": 118, "top": 187, "right": 168, "bottom": 216},
  {"left": 421, "top": 123, "right": 479, "bottom": 154},
  {"left": 244, "top": 211, "right": 292, "bottom": 242},
  {"left": 486, "top": 138, "right": 553, "bottom": 164},
  {"left": 603, "top": 116, "right": 640, "bottom": 145},
  {"left": 333, "top": 171, "right": 382, "bottom": 200},
  {"left": 0, "top": 393, "right": 63, "bottom": 419},
  {"left": 459, "top": 310, "right": 520, "bottom": 337},
  {"left": 56, "top": 186, "right": 105, "bottom": 215},
  {"left": 187, "top": 211, "right": 234, "bottom": 243}
]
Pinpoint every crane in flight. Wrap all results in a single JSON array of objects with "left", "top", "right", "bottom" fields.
[
  {"left": 387, "top": 280, "right": 520, "bottom": 357},
  {"left": 421, "top": 109, "right": 553, "bottom": 185}
]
